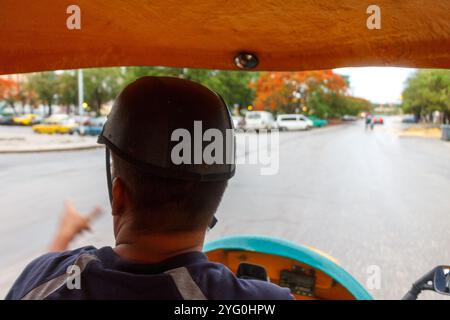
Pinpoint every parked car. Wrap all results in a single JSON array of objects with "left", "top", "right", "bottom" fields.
[
  {"left": 12, "top": 114, "right": 41, "bottom": 126},
  {"left": 402, "top": 115, "right": 417, "bottom": 123},
  {"left": 74, "top": 115, "right": 93, "bottom": 126},
  {"left": 32, "top": 115, "right": 78, "bottom": 134},
  {"left": 298, "top": 114, "right": 314, "bottom": 128},
  {"left": 76, "top": 117, "right": 106, "bottom": 136},
  {"left": 0, "top": 113, "right": 15, "bottom": 125},
  {"left": 244, "top": 111, "right": 277, "bottom": 131},
  {"left": 373, "top": 116, "right": 384, "bottom": 124},
  {"left": 276, "top": 114, "right": 309, "bottom": 131},
  {"left": 342, "top": 115, "right": 358, "bottom": 121},
  {"left": 307, "top": 116, "right": 328, "bottom": 127},
  {"left": 231, "top": 116, "right": 245, "bottom": 130}
]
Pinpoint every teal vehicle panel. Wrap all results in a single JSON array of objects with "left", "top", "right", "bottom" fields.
[
  {"left": 307, "top": 116, "right": 328, "bottom": 127},
  {"left": 204, "top": 234, "right": 372, "bottom": 300}
]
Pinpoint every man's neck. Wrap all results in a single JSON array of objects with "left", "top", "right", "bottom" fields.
[{"left": 113, "top": 229, "right": 206, "bottom": 264}]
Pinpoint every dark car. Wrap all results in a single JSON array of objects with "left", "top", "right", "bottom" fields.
[
  {"left": 402, "top": 116, "right": 417, "bottom": 124},
  {"left": 0, "top": 114, "right": 15, "bottom": 125}
]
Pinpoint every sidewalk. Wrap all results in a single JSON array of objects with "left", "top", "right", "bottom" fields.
[
  {"left": 397, "top": 125, "right": 442, "bottom": 139},
  {"left": 0, "top": 127, "right": 101, "bottom": 153}
]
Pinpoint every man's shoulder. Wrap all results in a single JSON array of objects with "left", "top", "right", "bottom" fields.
[
  {"left": 5, "top": 246, "right": 98, "bottom": 300},
  {"left": 24, "top": 246, "right": 99, "bottom": 276},
  {"left": 188, "top": 261, "right": 293, "bottom": 300}
]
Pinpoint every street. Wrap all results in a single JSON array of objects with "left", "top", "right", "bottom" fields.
[{"left": 0, "top": 117, "right": 449, "bottom": 299}]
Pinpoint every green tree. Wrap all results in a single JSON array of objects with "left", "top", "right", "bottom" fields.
[
  {"left": 204, "top": 71, "right": 256, "bottom": 111},
  {"left": 123, "top": 66, "right": 183, "bottom": 83},
  {"left": 326, "top": 94, "right": 372, "bottom": 118},
  {"left": 83, "top": 68, "right": 124, "bottom": 116},
  {"left": 402, "top": 70, "right": 450, "bottom": 123},
  {"left": 308, "top": 91, "right": 330, "bottom": 118},
  {"left": 123, "top": 67, "right": 255, "bottom": 113},
  {"left": 27, "top": 72, "right": 59, "bottom": 116},
  {"left": 57, "top": 71, "right": 78, "bottom": 113}
]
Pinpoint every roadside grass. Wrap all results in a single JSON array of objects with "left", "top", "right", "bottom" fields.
[{"left": 399, "top": 126, "right": 442, "bottom": 138}]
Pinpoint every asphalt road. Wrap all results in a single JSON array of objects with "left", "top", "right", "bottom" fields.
[{"left": 1, "top": 117, "right": 449, "bottom": 299}]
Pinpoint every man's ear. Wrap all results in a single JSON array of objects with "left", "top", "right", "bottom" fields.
[{"left": 111, "top": 177, "right": 126, "bottom": 216}]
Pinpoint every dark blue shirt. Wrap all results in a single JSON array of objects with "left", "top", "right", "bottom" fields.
[{"left": 6, "top": 246, "right": 293, "bottom": 300}]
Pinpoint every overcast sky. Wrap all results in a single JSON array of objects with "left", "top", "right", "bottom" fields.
[{"left": 334, "top": 67, "right": 416, "bottom": 105}]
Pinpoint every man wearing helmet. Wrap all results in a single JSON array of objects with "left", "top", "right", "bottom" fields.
[{"left": 6, "top": 77, "right": 292, "bottom": 300}]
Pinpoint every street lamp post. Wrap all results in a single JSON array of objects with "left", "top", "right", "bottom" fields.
[{"left": 77, "top": 69, "right": 84, "bottom": 116}]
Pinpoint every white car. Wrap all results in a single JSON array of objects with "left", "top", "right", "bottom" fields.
[
  {"left": 276, "top": 114, "right": 310, "bottom": 131},
  {"left": 231, "top": 116, "right": 244, "bottom": 129},
  {"left": 244, "top": 111, "right": 277, "bottom": 131},
  {"left": 298, "top": 114, "right": 314, "bottom": 128}
]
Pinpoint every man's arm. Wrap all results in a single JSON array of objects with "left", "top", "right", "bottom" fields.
[{"left": 48, "top": 200, "right": 102, "bottom": 252}]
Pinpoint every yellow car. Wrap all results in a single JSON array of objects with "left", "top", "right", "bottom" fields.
[
  {"left": 32, "top": 116, "right": 78, "bottom": 134},
  {"left": 12, "top": 114, "right": 40, "bottom": 126}
]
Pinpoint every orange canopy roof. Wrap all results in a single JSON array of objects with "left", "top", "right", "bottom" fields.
[{"left": 1, "top": 0, "right": 449, "bottom": 74}]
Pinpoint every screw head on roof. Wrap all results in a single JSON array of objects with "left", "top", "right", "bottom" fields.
[{"left": 234, "top": 52, "right": 259, "bottom": 70}]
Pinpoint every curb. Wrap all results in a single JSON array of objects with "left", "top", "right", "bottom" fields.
[
  {"left": 0, "top": 144, "right": 104, "bottom": 154},
  {"left": 1, "top": 124, "right": 347, "bottom": 154}
]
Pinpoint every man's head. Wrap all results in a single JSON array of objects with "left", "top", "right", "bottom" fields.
[
  {"left": 98, "top": 76, "right": 235, "bottom": 237},
  {"left": 111, "top": 152, "right": 227, "bottom": 234}
]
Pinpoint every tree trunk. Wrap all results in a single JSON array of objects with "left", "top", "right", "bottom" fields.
[
  {"left": 96, "top": 93, "right": 102, "bottom": 117},
  {"left": 444, "top": 110, "right": 450, "bottom": 124},
  {"left": 8, "top": 101, "right": 17, "bottom": 115},
  {"left": 414, "top": 109, "right": 421, "bottom": 123}
]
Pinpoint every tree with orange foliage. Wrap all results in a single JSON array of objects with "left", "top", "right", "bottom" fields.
[
  {"left": 0, "top": 78, "right": 20, "bottom": 110},
  {"left": 0, "top": 77, "right": 40, "bottom": 114},
  {"left": 251, "top": 70, "right": 349, "bottom": 117}
]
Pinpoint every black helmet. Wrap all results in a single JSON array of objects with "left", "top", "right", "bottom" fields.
[{"left": 97, "top": 76, "right": 236, "bottom": 227}]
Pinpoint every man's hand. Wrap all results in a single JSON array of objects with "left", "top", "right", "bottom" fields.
[{"left": 49, "top": 200, "right": 103, "bottom": 252}]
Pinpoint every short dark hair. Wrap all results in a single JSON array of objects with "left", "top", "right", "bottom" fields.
[{"left": 112, "top": 153, "right": 227, "bottom": 233}]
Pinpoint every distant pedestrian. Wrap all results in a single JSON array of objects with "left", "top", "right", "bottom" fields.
[{"left": 365, "top": 114, "right": 374, "bottom": 130}]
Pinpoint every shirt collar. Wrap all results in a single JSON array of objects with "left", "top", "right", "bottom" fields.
[{"left": 95, "top": 246, "right": 208, "bottom": 274}]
